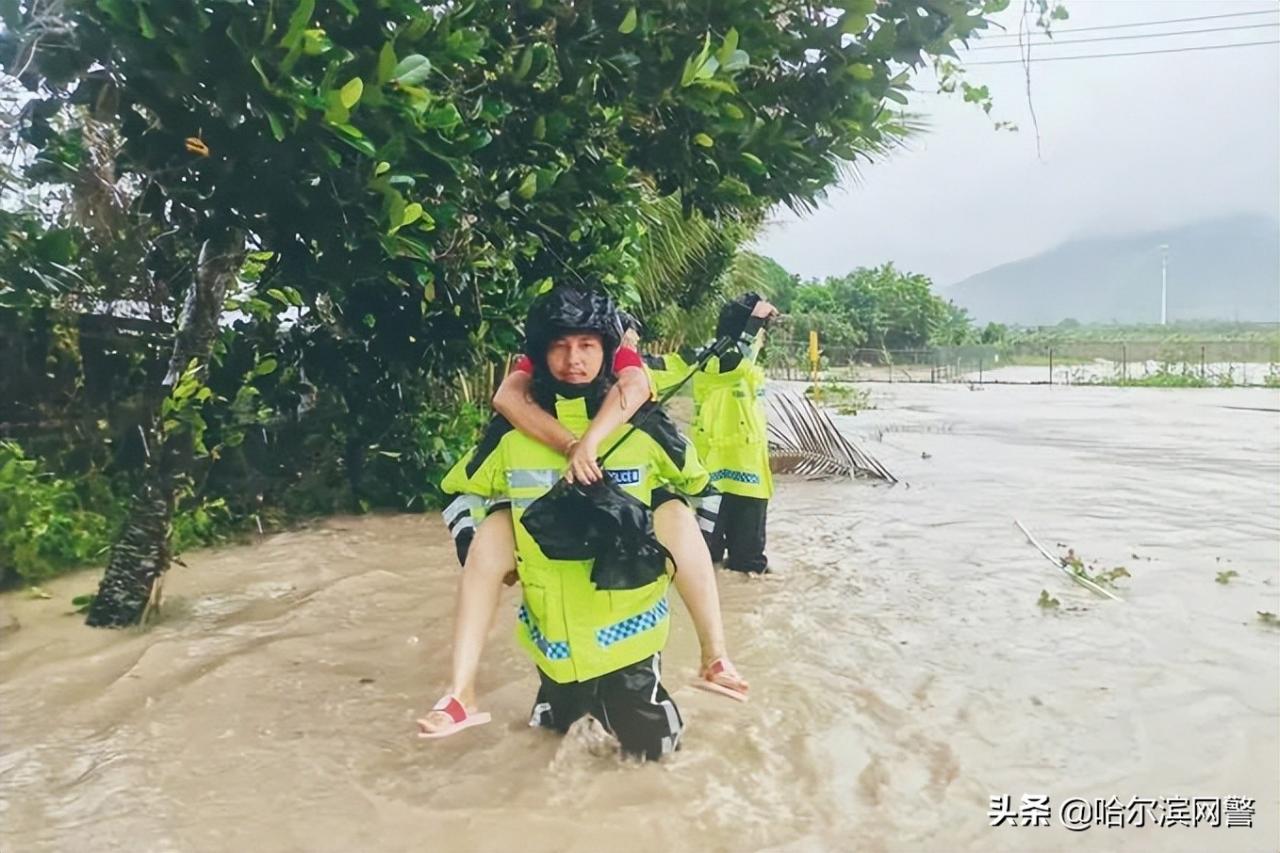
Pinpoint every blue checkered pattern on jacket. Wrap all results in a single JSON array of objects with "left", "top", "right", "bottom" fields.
[
  {"left": 595, "top": 599, "right": 669, "bottom": 648},
  {"left": 708, "top": 468, "right": 761, "bottom": 485},
  {"left": 518, "top": 605, "right": 570, "bottom": 660}
]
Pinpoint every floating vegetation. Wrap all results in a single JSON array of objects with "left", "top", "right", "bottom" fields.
[
  {"left": 1061, "top": 549, "right": 1131, "bottom": 589},
  {"left": 1015, "top": 521, "right": 1124, "bottom": 602},
  {"left": 804, "top": 382, "right": 874, "bottom": 416}
]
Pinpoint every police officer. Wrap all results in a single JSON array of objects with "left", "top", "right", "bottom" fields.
[
  {"left": 437, "top": 287, "right": 711, "bottom": 759},
  {"left": 644, "top": 293, "right": 777, "bottom": 574}
]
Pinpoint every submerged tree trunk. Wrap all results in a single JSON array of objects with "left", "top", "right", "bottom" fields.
[{"left": 87, "top": 230, "right": 245, "bottom": 628}]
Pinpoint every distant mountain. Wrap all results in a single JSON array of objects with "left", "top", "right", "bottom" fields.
[{"left": 945, "top": 214, "right": 1280, "bottom": 325}]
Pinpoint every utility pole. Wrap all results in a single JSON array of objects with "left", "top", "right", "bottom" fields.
[{"left": 1160, "top": 243, "right": 1169, "bottom": 325}]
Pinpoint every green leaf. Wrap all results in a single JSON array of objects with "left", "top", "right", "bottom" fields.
[
  {"left": 266, "top": 288, "right": 290, "bottom": 305},
  {"left": 324, "top": 91, "right": 350, "bottom": 125},
  {"left": 377, "top": 42, "right": 398, "bottom": 84},
  {"left": 284, "top": 286, "right": 304, "bottom": 307},
  {"left": 266, "top": 111, "right": 286, "bottom": 141},
  {"left": 516, "top": 172, "right": 538, "bottom": 200},
  {"left": 535, "top": 167, "right": 561, "bottom": 191},
  {"left": 375, "top": 161, "right": 391, "bottom": 176},
  {"left": 425, "top": 103, "right": 462, "bottom": 130},
  {"left": 514, "top": 46, "right": 534, "bottom": 80},
  {"left": 532, "top": 115, "right": 546, "bottom": 140},
  {"left": 280, "top": 0, "right": 314, "bottom": 49},
  {"left": 867, "top": 22, "right": 897, "bottom": 57},
  {"left": 329, "top": 124, "right": 375, "bottom": 157},
  {"left": 618, "top": 7, "right": 637, "bottom": 34},
  {"left": 840, "top": 0, "right": 877, "bottom": 13},
  {"left": 681, "top": 33, "right": 713, "bottom": 86},
  {"left": 254, "top": 358, "right": 279, "bottom": 377},
  {"left": 740, "top": 152, "right": 765, "bottom": 173},
  {"left": 848, "top": 63, "right": 874, "bottom": 81},
  {"left": 339, "top": 78, "right": 364, "bottom": 109},
  {"left": 302, "top": 28, "right": 330, "bottom": 56},
  {"left": 722, "top": 102, "right": 745, "bottom": 120},
  {"left": 392, "top": 54, "right": 432, "bottom": 86},
  {"left": 720, "top": 49, "right": 749, "bottom": 73},
  {"left": 96, "top": 0, "right": 130, "bottom": 27},
  {"left": 137, "top": 4, "right": 156, "bottom": 38},
  {"left": 693, "top": 133, "right": 714, "bottom": 148},
  {"left": 842, "top": 12, "right": 869, "bottom": 33},
  {"left": 690, "top": 76, "right": 735, "bottom": 94},
  {"left": 401, "top": 202, "right": 423, "bottom": 228},
  {"left": 387, "top": 193, "right": 406, "bottom": 233},
  {"left": 716, "top": 27, "right": 739, "bottom": 66},
  {"left": 885, "top": 89, "right": 909, "bottom": 105}
]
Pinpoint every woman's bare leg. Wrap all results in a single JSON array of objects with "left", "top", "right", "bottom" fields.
[
  {"left": 418, "top": 509, "right": 515, "bottom": 733},
  {"left": 655, "top": 500, "right": 747, "bottom": 682}
]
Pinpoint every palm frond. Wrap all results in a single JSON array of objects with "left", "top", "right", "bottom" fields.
[
  {"left": 767, "top": 390, "right": 895, "bottom": 482},
  {"left": 785, "top": 110, "right": 928, "bottom": 215}
]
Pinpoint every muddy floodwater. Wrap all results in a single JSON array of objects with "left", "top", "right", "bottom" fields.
[{"left": 3, "top": 383, "right": 1278, "bottom": 853}]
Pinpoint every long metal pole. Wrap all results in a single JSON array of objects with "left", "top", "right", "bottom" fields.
[{"left": 1160, "top": 243, "right": 1169, "bottom": 325}]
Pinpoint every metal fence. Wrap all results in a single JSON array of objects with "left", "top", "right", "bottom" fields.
[{"left": 763, "top": 339, "right": 1280, "bottom": 387}]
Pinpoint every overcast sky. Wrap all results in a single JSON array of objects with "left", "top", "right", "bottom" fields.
[{"left": 754, "top": 0, "right": 1280, "bottom": 287}]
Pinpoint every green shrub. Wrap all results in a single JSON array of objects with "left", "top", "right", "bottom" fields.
[
  {"left": 171, "top": 496, "right": 235, "bottom": 553},
  {"left": 0, "top": 441, "right": 110, "bottom": 586}
]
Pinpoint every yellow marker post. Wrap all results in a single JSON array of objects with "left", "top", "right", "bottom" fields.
[{"left": 808, "top": 330, "right": 820, "bottom": 384}]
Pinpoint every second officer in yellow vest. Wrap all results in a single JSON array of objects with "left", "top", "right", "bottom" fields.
[{"left": 642, "top": 293, "right": 776, "bottom": 573}]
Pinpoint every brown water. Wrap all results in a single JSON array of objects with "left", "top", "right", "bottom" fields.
[{"left": 3, "top": 383, "right": 1278, "bottom": 853}]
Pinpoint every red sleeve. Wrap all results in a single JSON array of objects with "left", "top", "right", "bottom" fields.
[
  {"left": 613, "top": 347, "right": 643, "bottom": 372},
  {"left": 509, "top": 354, "right": 534, "bottom": 375}
]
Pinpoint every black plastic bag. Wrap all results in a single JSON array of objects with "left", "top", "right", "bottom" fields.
[{"left": 520, "top": 477, "right": 670, "bottom": 591}]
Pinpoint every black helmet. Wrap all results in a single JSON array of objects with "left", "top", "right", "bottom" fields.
[
  {"left": 716, "top": 291, "right": 762, "bottom": 341},
  {"left": 524, "top": 287, "right": 622, "bottom": 395}
]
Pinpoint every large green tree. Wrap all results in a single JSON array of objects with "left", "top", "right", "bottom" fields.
[{"left": 5, "top": 0, "right": 1006, "bottom": 624}]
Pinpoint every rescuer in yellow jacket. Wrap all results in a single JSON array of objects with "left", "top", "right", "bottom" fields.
[
  {"left": 643, "top": 293, "right": 777, "bottom": 573},
  {"left": 440, "top": 287, "right": 710, "bottom": 760}
]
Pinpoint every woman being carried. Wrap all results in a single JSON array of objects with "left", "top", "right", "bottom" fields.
[{"left": 418, "top": 299, "right": 748, "bottom": 739}]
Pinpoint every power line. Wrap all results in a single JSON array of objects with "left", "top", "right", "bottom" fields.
[
  {"left": 968, "top": 21, "right": 1279, "bottom": 51},
  {"left": 966, "top": 39, "right": 1280, "bottom": 66},
  {"left": 974, "top": 9, "right": 1278, "bottom": 40}
]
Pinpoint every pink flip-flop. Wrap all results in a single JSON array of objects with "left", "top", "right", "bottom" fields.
[
  {"left": 416, "top": 694, "right": 492, "bottom": 739},
  {"left": 691, "top": 658, "right": 750, "bottom": 703}
]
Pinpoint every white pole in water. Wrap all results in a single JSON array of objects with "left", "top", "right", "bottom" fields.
[{"left": 1160, "top": 243, "right": 1169, "bottom": 325}]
